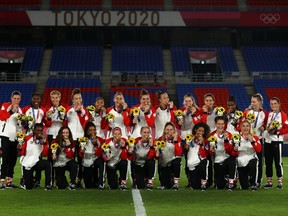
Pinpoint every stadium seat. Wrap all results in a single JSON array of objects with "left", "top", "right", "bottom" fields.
[
  {"left": 42, "top": 78, "right": 101, "bottom": 106},
  {"left": 247, "top": 0, "right": 288, "bottom": 11},
  {"left": 0, "top": 45, "right": 44, "bottom": 75},
  {"left": 110, "top": 86, "right": 166, "bottom": 107},
  {"left": 173, "top": 0, "right": 238, "bottom": 11},
  {"left": 176, "top": 83, "right": 249, "bottom": 111},
  {"left": 50, "top": 0, "right": 103, "bottom": 10},
  {"left": 0, "top": 0, "right": 40, "bottom": 10},
  {"left": 171, "top": 45, "right": 239, "bottom": 75},
  {"left": 49, "top": 45, "right": 103, "bottom": 74},
  {"left": 112, "top": 45, "right": 164, "bottom": 76},
  {"left": 253, "top": 79, "right": 288, "bottom": 114},
  {"left": 242, "top": 46, "right": 288, "bottom": 75},
  {"left": 0, "top": 83, "right": 35, "bottom": 106},
  {"left": 112, "top": 0, "right": 164, "bottom": 10}
]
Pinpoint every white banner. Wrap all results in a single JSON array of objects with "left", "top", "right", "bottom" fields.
[{"left": 27, "top": 11, "right": 186, "bottom": 27}]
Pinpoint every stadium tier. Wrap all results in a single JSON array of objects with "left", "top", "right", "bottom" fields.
[
  {"left": 247, "top": 0, "right": 288, "bottom": 10},
  {"left": 112, "top": 0, "right": 164, "bottom": 10},
  {"left": 42, "top": 78, "right": 101, "bottom": 106},
  {"left": 49, "top": 45, "right": 103, "bottom": 75},
  {"left": 0, "top": 83, "right": 35, "bottom": 106},
  {"left": 242, "top": 46, "right": 288, "bottom": 75},
  {"left": 173, "top": 0, "right": 238, "bottom": 10},
  {"left": 110, "top": 86, "right": 167, "bottom": 107},
  {"left": 176, "top": 83, "right": 249, "bottom": 111},
  {"left": 0, "top": 45, "right": 44, "bottom": 75},
  {"left": 50, "top": 0, "right": 102, "bottom": 10},
  {"left": 253, "top": 79, "right": 288, "bottom": 114},
  {"left": 171, "top": 45, "right": 239, "bottom": 75},
  {"left": 0, "top": 0, "right": 40, "bottom": 10},
  {"left": 112, "top": 45, "right": 164, "bottom": 76}
]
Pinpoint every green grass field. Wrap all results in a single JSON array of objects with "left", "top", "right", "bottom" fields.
[{"left": 1, "top": 157, "right": 288, "bottom": 216}]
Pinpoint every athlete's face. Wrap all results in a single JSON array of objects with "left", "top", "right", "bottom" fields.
[
  {"left": 164, "top": 125, "right": 175, "bottom": 138},
  {"left": 87, "top": 126, "right": 97, "bottom": 137},
  {"left": 95, "top": 99, "right": 104, "bottom": 110},
  {"left": 270, "top": 99, "right": 280, "bottom": 112},
  {"left": 227, "top": 101, "right": 236, "bottom": 113},
  {"left": 204, "top": 96, "right": 214, "bottom": 109},
  {"left": 195, "top": 127, "right": 205, "bottom": 138},
  {"left": 31, "top": 95, "right": 41, "bottom": 108},
  {"left": 159, "top": 93, "right": 169, "bottom": 106},
  {"left": 241, "top": 121, "right": 251, "bottom": 135},
  {"left": 251, "top": 97, "right": 261, "bottom": 110},
  {"left": 216, "top": 120, "right": 225, "bottom": 132},
  {"left": 62, "top": 128, "right": 70, "bottom": 140},
  {"left": 34, "top": 126, "right": 44, "bottom": 139},
  {"left": 140, "top": 128, "right": 151, "bottom": 140},
  {"left": 51, "top": 94, "right": 60, "bottom": 106},
  {"left": 113, "top": 130, "right": 122, "bottom": 141},
  {"left": 140, "top": 95, "right": 150, "bottom": 106},
  {"left": 73, "top": 93, "right": 82, "bottom": 106},
  {"left": 183, "top": 97, "right": 193, "bottom": 108},
  {"left": 114, "top": 94, "right": 124, "bottom": 107},
  {"left": 11, "top": 95, "right": 21, "bottom": 106}
]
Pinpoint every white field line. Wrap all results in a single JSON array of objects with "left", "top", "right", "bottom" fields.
[{"left": 128, "top": 160, "right": 147, "bottom": 216}]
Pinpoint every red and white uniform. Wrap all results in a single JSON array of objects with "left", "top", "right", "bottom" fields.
[
  {"left": 0, "top": 102, "right": 23, "bottom": 141},
  {"left": 66, "top": 106, "right": 90, "bottom": 140},
  {"left": 201, "top": 109, "right": 216, "bottom": 132},
  {"left": 130, "top": 105, "right": 156, "bottom": 138},
  {"left": 80, "top": 137, "right": 104, "bottom": 167},
  {"left": 236, "top": 135, "right": 262, "bottom": 167},
  {"left": 175, "top": 107, "right": 201, "bottom": 139},
  {"left": 157, "top": 136, "right": 182, "bottom": 168},
  {"left": 23, "top": 105, "right": 46, "bottom": 135},
  {"left": 133, "top": 137, "right": 156, "bottom": 166},
  {"left": 186, "top": 139, "right": 209, "bottom": 170},
  {"left": 20, "top": 135, "right": 49, "bottom": 170},
  {"left": 265, "top": 110, "right": 288, "bottom": 143},
  {"left": 104, "top": 137, "right": 131, "bottom": 169},
  {"left": 52, "top": 141, "right": 75, "bottom": 168},
  {"left": 243, "top": 109, "right": 267, "bottom": 139},
  {"left": 226, "top": 112, "right": 240, "bottom": 134},
  {"left": 154, "top": 106, "right": 176, "bottom": 139},
  {"left": 91, "top": 112, "right": 106, "bottom": 139},
  {"left": 209, "top": 131, "right": 233, "bottom": 164},
  {"left": 45, "top": 105, "right": 66, "bottom": 139},
  {"left": 101, "top": 107, "right": 131, "bottom": 139}
]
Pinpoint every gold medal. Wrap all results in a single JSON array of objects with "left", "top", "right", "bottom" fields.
[{"left": 252, "top": 129, "right": 256, "bottom": 135}]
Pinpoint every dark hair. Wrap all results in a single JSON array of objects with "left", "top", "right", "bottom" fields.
[
  {"left": 139, "top": 89, "right": 149, "bottom": 100},
  {"left": 33, "top": 123, "right": 43, "bottom": 130},
  {"left": 204, "top": 93, "right": 215, "bottom": 101},
  {"left": 227, "top": 95, "right": 236, "bottom": 104},
  {"left": 214, "top": 115, "right": 228, "bottom": 124},
  {"left": 11, "top": 91, "right": 21, "bottom": 98},
  {"left": 161, "top": 122, "right": 176, "bottom": 141},
  {"left": 84, "top": 122, "right": 96, "bottom": 138},
  {"left": 95, "top": 97, "right": 104, "bottom": 102},
  {"left": 56, "top": 126, "right": 74, "bottom": 146},
  {"left": 71, "top": 88, "right": 81, "bottom": 100},
  {"left": 270, "top": 97, "right": 280, "bottom": 104},
  {"left": 192, "top": 122, "right": 210, "bottom": 139},
  {"left": 156, "top": 90, "right": 167, "bottom": 101}
]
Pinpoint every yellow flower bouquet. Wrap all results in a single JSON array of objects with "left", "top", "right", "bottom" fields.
[
  {"left": 246, "top": 112, "right": 256, "bottom": 123},
  {"left": 106, "top": 113, "right": 115, "bottom": 123},
  {"left": 16, "top": 131, "right": 26, "bottom": 145},
  {"left": 214, "top": 106, "right": 226, "bottom": 116},
  {"left": 78, "top": 137, "right": 89, "bottom": 150},
  {"left": 184, "top": 133, "right": 193, "bottom": 145},
  {"left": 175, "top": 109, "right": 184, "bottom": 121}
]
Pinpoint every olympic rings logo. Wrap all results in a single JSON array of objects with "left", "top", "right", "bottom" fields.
[{"left": 260, "top": 14, "right": 280, "bottom": 24}]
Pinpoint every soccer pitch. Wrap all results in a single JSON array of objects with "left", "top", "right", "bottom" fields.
[{"left": 1, "top": 158, "right": 288, "bottom": 216}]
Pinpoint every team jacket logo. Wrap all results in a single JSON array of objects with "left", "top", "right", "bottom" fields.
[{"left": 260, "top": 14, "right": 280, "bottom": 24}]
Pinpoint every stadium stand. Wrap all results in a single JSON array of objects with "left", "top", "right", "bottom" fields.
[
  {"left": 0, "top": 0, "right": 40, "bottom": 10},
  {"left": 41, "top": 78, "right": 101, "bottom": 106},
  {"left": 253, "top": 79, "right": 288, "bottom": 114},
  {"left": 111, "top": 45, "right": 164, "bottom": 76},
  {"left": 176, "top": 83, "right": 249, "bottom": 111},
  {"left": 49, "top": 45, "right": 103, "bottom": 76},
  {"left": 247, "top": 0, "right": 288, "bottom": 11},
  {"left": 112, "top": 0, "right": 164, "bottom": 10},
  {"left": 173, "top": 0, "right": 238, "bottom": 10},
  {"left": 110, "top": 86, "right": 167, "bottom": 107},
  {"left": 242, "top": 46, "right": 288, "bottom": 75},
  {"left": 171, "top": 45, "right": 239, "bottom": 76},
  {"left": 50, "top": 0, "right": 103, "bottom": 10},
  {"left": 0, "top": 45, "right": 44, "bottom": 75},
  {"left": 0, "top": 83, "right": 35, "bottom": 106}
]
